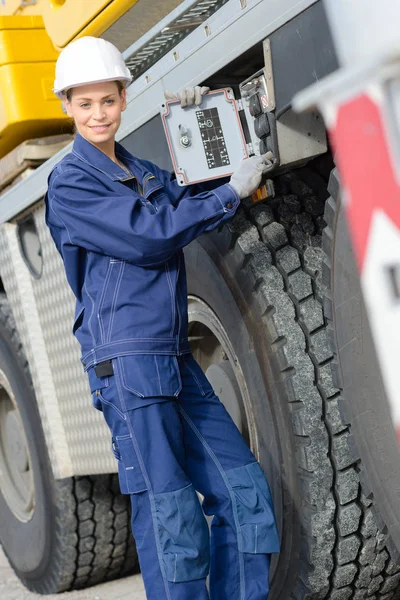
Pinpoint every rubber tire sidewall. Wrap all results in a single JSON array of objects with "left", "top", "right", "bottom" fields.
[
  {"left": 330, "top": 190, "right": 400, "bottom": 555},
  {"left": 185, "top": 233, "right": 301, "bottom": 600},
  {"left": 0, "top": 315, "right": 58, "bottom": 585}
]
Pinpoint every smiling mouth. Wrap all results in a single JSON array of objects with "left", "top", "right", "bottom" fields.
[{"left": 89, "top": 124, "right": 111, "bottom": 132}]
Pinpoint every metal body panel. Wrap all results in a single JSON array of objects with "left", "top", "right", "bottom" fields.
[
  {"left": 122, "top": 115, "right": 174, "bottom": 172},
  {"left": 276, "top": 110, "right": 326, "bottom": 165},
  {"left": 269, "top": 0, "right": 338, "bottom": 110},
  {"left": 0, "top": 204, "right": 115, "bottom": 478}
]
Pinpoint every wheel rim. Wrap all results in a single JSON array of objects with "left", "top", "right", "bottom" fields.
[
  {"left": 188, "top": 295, "right": 258, "bottom": 453},
  {"left": 0, "top": 369, "right": 35, "bottom": 522}
]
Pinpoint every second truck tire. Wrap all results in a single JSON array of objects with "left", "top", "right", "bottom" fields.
[
  {"left": 0, "top": 294, "right": 138, "bottom": 594},
  {"left": 323, "top": 170, "right": 400, "bottom": 567},
  {"left": 185, "top": 167, "right": 400, "bottom": 599}
]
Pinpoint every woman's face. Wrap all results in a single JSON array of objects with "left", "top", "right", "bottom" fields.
[{"left": 64, "top": 81, "right": 126, "bottom": 151}]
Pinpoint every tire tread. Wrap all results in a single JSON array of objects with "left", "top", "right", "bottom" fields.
[{"left": 222, "top": 166, "right": 399, "bottom": 598}]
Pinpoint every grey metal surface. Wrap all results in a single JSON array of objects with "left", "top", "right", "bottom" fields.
[
  {"left": 0, "top": 205, "right": 116, "bottom": 478},
  {"left": 0, "top": 0, "right": 318, "bottom": 224},
  {"left": 269, "top": 1, "right": 338, "bottom": 110},
  {"left": 276, "top": 109, "right": 327, "bottom": 165},
  {"left": 0, "top": 546, "right": 145, "bottom": 600},
  {"left": 0, "top": 221, "right": 62, "bottom": 478},
  {"left": 122, "top": 116, "right": 174, "bottom": 171}
]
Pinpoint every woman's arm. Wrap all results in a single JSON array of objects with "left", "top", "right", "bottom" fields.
[{"left": 46, "top": 165, "right": 240, "bottom": 267}]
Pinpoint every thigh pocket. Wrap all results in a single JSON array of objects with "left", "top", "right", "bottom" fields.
[
  {"left": 154, "top": 483, "right": 210, "bottom": 582},
  {"left": 226, "top": 461, "right": 280, "bottom": 554},
  {"left": 118, "top": 355, "right": 182, "bottom": 408},
  {"left": 112, "top": 435, "right": 148, "bottom": 495}
]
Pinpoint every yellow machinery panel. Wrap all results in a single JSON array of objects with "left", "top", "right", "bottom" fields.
[
  {"left": 0, "top": 16, "right": 70, "bottom": 159},
  {"left": 43, "top": 0, "right": 140, "bottom": 49},
  {"left": 0, "top": 0, "right": 140, "bottom": 49}
]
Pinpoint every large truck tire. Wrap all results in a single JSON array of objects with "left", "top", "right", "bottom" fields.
[
  {"left": 0, "top": 294, "right": 138, "bottom": 594},
  {"left": 185, "top": 167, "right": 400, "bottom": 599},
  {"left": 323, "top": 170, "right": 400, "bottom": 564}
]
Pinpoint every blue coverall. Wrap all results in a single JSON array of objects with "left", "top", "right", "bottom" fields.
[{"left": 45, "top": 133, "right": 280, "bottom": 599}]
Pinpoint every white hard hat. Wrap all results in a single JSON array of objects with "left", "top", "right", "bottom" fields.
[{"left": 53, "top": 36, "right": 132, "bottom": 99}]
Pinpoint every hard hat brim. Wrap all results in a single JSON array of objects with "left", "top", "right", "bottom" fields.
[{"left": 53, "top": 75, "right": 132, "bottom": 100}]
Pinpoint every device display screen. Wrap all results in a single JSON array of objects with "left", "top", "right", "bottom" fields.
[{"left": 196, "top": 107, "right": 231, "bottom": 169}]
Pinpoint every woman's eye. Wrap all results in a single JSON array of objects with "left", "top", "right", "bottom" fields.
[
  {"left": 105, "top": 99, "right": 115, "bottom": 105},
  {"left": 80, "top": 103, "right": 90, "bottom": 109}
]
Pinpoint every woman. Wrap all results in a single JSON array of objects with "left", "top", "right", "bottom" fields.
[{"left": 45, "top": 36, "right": 279, "bottom": 600}]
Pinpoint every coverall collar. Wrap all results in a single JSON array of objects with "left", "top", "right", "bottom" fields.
[{"left": 72, "top": 133, "right": 139, "bottom": 182}]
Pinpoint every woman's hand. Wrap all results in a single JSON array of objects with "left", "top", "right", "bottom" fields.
[
  {"left": 229, "top": 154, "right": 274, "bottom": 199},
  {"left": 164, "top": 86, "right": 210, "bottom": 107}
]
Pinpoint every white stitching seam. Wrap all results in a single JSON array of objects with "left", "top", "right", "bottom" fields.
[
  {"left": 165, "top": 262, "right": 176, "bottom": 337},
  {"left": 107, "top": 261, "right": 125, "bottom": 342},
  {"left": 83, "top": 282, "right": 96, "bottom": 348},
  {"left": 97, "top": 259, "right": 113, "bottom": 344},
  {"left": 97, "top": 391, "right": 126, "bottom": 421},
  {"left": 185, "top": 362, "right": 205, "bottom": 396},
  {"left": 178, "top": 406, "right": 245, "bottom": 600},
  {"left": 154, "top": 356, "right": 163, "bottom": 396},
  {"left": 119, "top": 359, "right": 144, "bottom": 397}
]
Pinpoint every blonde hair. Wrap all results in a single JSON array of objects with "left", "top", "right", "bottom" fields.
[{"left": 64, "top": 80, "right": 125, "bottom": 102}]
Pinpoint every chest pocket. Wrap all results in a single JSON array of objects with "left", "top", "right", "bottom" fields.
[
  {"left": 121, "top": 173, "right": 167, "bottom": 210},
  {"left": 142, "top": 173, "right": 174, "bottom": 208},
  {"left": 117, "top": 355, "right": 182, "bottom": 407}
]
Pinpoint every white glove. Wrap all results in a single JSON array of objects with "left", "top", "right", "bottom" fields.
[
  {"left": 229, "top": 154, "right": 274, "bottom": 199},
  {"left": 164, "top": 86, "right": 210, "bottom": 107}
]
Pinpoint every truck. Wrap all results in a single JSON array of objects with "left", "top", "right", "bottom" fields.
[{"left": 0, "top": 1, "right": 399, "bottom": 598}]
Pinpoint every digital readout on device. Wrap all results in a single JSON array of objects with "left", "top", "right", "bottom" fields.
[{"left": 196, "top": 108, "right": 231, "bottom": 169}]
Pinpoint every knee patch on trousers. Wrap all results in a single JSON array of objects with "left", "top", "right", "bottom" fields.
[
  {"left": 154, "top": 483, "right": 210, "bottom": 582},
  {"left": 226, "top": 461, "right": 280, "bottom": 554}
]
